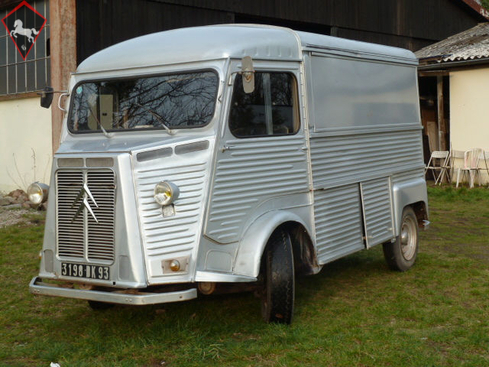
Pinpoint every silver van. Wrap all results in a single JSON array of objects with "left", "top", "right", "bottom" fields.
[{"left": 29, "top": 24, "right": 428, "bottom": 324}]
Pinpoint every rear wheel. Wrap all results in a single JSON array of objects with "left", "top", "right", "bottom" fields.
[
  {"left": 383, "top": 206, "right": 419, "bottom": 272},
  {"left": 261, "top": 229, "right": 295, "bottom": 324}
]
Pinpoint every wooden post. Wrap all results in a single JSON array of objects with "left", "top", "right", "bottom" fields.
[
  {"left": 49, "top": 0, "right": 77, "bottom": 154},
  {"left": 437, "top": 75, "right": 444, "bottom": 151}
]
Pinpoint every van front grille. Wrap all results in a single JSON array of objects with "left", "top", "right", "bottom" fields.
[{"left": 56, "top": 169, "right": 116, "bottom": 263}]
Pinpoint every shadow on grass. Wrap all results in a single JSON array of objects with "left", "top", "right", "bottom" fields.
[{"left": 37, "top": 245, "right": 393, "bottom": 342}]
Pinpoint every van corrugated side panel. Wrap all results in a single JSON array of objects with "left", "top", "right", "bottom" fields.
[
  {"left": 313, "top": 184, "right": 364, "bottom": 264},
  {"left": 309, "top": 130, "right": 423, "bottom": 189},
  {"left": 360, "top": 178, "right": 395, "bottom": 247},
  {"left": 309, "top": 129, "right": 423, "bottom": 254},
  {"left": 205, "top": 135, "right": 309, "bottom": 244},
  {"left": 391, "top": 169, "right": 425, "bottom": 185},
  {"left": 134, "top": 145, "right": 212, "bottom": 282}
]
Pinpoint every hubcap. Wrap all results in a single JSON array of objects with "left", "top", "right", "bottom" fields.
[{"left": 400, "top": 215, "right": 417, "bottom": 261}]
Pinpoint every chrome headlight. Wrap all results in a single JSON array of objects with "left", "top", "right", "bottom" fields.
[
  {"left": 27, "top": 182, "right": 49, "bottom": 205},
  {"left": 154, "top": 181, "right": 180, "bottom": 206}
]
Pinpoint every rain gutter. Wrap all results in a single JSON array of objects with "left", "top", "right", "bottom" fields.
[{"left": 418, "top": 57, "right": 489, "bottom": 70}]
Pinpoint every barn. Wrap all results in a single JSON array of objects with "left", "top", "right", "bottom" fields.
[{"left": 0, "top": 0, "right": 487, "bottom": 191}]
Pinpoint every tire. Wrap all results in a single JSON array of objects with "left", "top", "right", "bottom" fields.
[
  {"left": 88, "top": 300, "right": 114, "bottom": 310},
  {"left": 261, "top": 229, "right": 295, "bottom": 324},
  {"left": 383, "top": 206, "right": 419, "bottom": 272}
]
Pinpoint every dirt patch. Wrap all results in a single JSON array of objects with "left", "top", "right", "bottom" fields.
[
  {"left": 0, "top": 207, "right": 36, "bottom": 228},
  {"left": 443, "top": 243, "right": 489, "bottom": 263}
]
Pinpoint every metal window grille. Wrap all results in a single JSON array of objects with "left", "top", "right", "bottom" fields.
[{"left": 0, "top": 0, "right": 50, "bottom": 96}]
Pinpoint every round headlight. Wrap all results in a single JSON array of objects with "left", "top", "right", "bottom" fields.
[
  {"left": 154, "top": 181, "right": 180, "bottom": 206},
  {"left": 27, "top": 182, "right": 49, "bottom": 205}
]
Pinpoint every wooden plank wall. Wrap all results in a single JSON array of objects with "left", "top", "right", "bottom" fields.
[{"left": 76, "top": 0, "right": 485, "bottom": 64}]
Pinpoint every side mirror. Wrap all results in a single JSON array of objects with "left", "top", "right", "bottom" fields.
[
  {"left": 40, "top": 86, "right": 54, "bottom": 108},
  {"left": 241, "top": 56, "right": 255, "bottom": 94}
]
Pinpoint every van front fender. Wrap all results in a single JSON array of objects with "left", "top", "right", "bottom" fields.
[{"left": 233, "top": 210, "right": 310, "bottom": 278}]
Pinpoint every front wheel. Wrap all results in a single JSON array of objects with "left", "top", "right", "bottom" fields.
[
  {"left": 383, "top": 206, "right": 419, "bottom": 272},
  {"left": 261, "top": 229, "right": 295, "bottom": 324}
]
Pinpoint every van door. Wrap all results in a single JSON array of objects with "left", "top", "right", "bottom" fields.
[
  {"left": 205, "top": 64, "right": 310, "bottom": 245},
  {"left": 360, "top": 177, "right": 395, "bottom": 248}
]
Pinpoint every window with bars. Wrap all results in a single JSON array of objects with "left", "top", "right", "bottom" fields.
[{"left": 0, "top": 0, "right": 50, "bottom": 96}]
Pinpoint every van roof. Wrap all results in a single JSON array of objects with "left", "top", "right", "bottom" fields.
[{"left": 76, "top": 24, "right": 417, "bottom": 74}]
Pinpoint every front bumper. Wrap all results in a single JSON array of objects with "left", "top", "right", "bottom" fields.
[{"left": 29, "top": 277, "right": 197, "bottom": 305}]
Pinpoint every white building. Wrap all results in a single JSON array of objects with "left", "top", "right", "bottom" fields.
[{"left": 417, "top": 22, "right": 489, "bottom": 184}]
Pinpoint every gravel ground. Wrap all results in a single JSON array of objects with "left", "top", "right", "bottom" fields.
[
  {"left": 0, "top": 189, "right": 45, "bottom": 228},
  {"left": 0, "top": 206, "right": 36, "bottom": 228}
]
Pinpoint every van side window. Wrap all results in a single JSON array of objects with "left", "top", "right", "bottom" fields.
[{"left": 229, "top": 72, "right": 300, "bottom": 138}]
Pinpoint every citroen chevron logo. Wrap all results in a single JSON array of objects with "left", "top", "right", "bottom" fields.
[{"left": 72, "top": 183, "right": 99, "bottom": 223}]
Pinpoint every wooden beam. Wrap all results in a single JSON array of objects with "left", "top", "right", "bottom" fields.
[
  {"left": 419, "top": 70, "right": 449, "bottom": 77},
  {"left": 437, "top": 75, "right": 444, "bottom": 151},
  {"left": 49, "top": 0, "right": 77, "bottom": 154},
  {"left": 0, "top": 0, "right": 22, "bottom": 11}
]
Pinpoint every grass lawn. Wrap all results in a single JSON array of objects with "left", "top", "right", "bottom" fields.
[{"left": 1, "top": 186, "right": 489, "bottom": 366}]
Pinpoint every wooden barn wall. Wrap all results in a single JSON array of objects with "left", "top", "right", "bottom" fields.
[
  {"left": 76, "top": 0, "right": 484, "bottom": 65},
  {"left": 76, "top": 0, "right": 233, "bottom": 65},
  {"left": 158, "top": 0, "right": 482, "bottom": 41}
]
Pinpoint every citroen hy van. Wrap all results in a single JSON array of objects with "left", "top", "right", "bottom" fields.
[{"left": 29, "top": 24, "right": 428, "bottom": 324}]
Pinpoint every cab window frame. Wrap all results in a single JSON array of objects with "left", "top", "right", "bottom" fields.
[{"left": 228, "top": 71, "right": 301, "bottom": 139}]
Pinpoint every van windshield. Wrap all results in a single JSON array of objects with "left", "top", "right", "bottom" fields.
[{"left": 68, "top": 71, "right": 219, "bottom": 133}]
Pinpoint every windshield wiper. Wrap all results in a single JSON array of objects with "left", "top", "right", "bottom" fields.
[
  {"left": 88, "top": 106, "right": 113, "bottom": 138},
  {"left": 135, "top": 103, "right": 175, "bottom": 135},
  {"left": 99, "top": 123, "right": 113, "bottom": 138}
]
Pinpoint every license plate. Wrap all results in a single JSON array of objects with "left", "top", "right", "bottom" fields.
[{"left": 61, "top": 262, "right": 110, "bottom": 280}]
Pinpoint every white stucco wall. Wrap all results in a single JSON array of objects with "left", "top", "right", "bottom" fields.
[
  {"left": 450, "top": 67, "right": 489, "bottom": 185},
  {"left": 450, "top": 68, "right": 489, "bottom": 151},
  {"left": 0, "top": 98, "right": 52, "bottom": 194}
]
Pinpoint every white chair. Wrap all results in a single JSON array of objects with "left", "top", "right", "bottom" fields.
[
  {"left": 425, "top": 150, "right": 450, "bottom": 185},
  {"left": 450, "top": 150, "right": 464, "bottom": 184},
  {"left": 480, "top": 151, "right": 489, "bottom": 186},
  {"left": 455, "top": 148, "right": 483, "bottom": 188}
]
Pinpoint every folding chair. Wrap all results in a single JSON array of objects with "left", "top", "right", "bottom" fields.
[
  {"left": 451, "top": 150, "right": 464, "bottom": 185},
  {"left": 455, "top": 148, "right": 483, "bottom": 188},
  {"left": 425, "top": 150, "right": 450, "bottom": 185},
  {"left": 480, "top": 151, "right": 489, "bottom": 186}
]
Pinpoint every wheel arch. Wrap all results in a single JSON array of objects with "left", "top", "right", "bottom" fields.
[
  {"left": 392, "top": 177, "right": 429, "bottom": 235},
  {"left": 410, "top": 200, "right": 428, "bottom": 226},
  {"left": 233, "top": 210, "right": 316, "bottom": 278}
]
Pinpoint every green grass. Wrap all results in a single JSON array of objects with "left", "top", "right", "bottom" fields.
[{"left": 2, "top": 187, "right": 489, "bottom": 366}]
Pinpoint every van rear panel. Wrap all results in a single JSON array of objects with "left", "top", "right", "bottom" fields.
[{"left": 303, "top": 49, "right": 425, "bottom": 262}]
